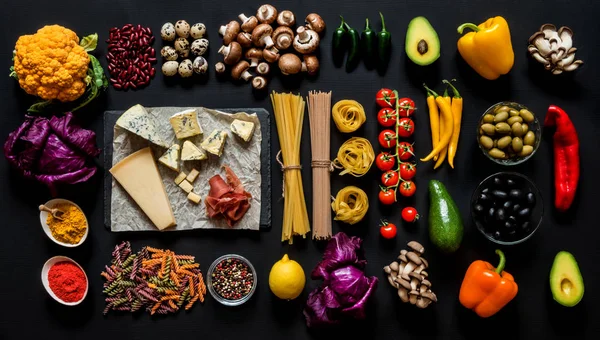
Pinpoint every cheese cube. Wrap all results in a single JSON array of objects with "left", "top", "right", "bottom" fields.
[
  {"left": 187, "top": 192, "right": 202, "bottom": 204},
  {"left": 181, "top": 140, "right": 207, "bottom": 161},
  {"left": 174, "top": 172, "right": 187, "bottom": 185},
  {"left": 230, "top": 119, "right": 255, "bottom": 142},
  {"left": 178, "top": 179, "right": 194, "bottom": 193},
  {"left": 116, "top": 104, "right": 169, "bottom": 148},
  {"left": 158, "top": 144, "right": 180, "bottom": 172},
  {"left": 186, "top": 168, "right": 200, "bottom": 183},
  {"left": 200, "top": 130, "right": 228, "bottom": 157},
  {"left": 169, "top": 109, "right": 203, "bottom": 139}
]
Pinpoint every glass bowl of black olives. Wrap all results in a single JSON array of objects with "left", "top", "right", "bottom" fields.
[{"left": 471, "top": 172, "right": 543, "bottom": 245}]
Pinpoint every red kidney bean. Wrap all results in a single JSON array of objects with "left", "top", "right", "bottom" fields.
[{"left": 106, "top": 24, "right": 156, "bottom": 90}]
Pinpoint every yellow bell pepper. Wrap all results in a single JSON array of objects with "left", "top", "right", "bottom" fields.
[{"left": 457, "top": 17, "right": 514, "bottom": 80}]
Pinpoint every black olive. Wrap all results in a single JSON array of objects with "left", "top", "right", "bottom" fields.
[
  {"left": 492, "top": 190, "right": 508, "bottom": 199},
  {"left": 503, "top": 200, "right": 513, "bottom": 209},
  {"left": 507, "top": 179, "right": 515, "bottom": 186},
  {"left": 512, "top": 204, "right": 521, "bottom": 213},
  {"left": 488, "top": 207, "right": 496, "bottom": 219},
  {"left": 493, "top": 231, "right": 502, "bottom": 239},
  {"left": 481, "top": 188, "right": 489, "bottom": 194},
  {"left": 473, "top": 204, "right": 485, "bottom": 215},
  {"left": 518, "top": 208, "right": 531, "bottom": 218},
  {"left": 521, "top": 221, "right": 531, "bottom": 231},
  {"left": 504, "top": 220, "right": 515, "bottom": 229},
  {"left": 479, "top": 193, "right": 491, "bottom": 202},
  {"left": 495, "top": 208, "right": 506, "bottom": 222},
  {"left": 493, "top": 177, "right": 504, "bottom": 187},
  {"left": 508, "top": 215, "right": 517, "bottom": 224},
  {"left": 509, "top": 189, "right": 523, "bottom": 200},
  {"left": 526, "top": 192, "right": 536, "bottom": 205}
]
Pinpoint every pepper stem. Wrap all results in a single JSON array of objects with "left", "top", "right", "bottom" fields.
[
  {"left": 379, "top": 12, "right": 387, "bottom": 31},
  {"left": 339, "top": 16, "right": 346, "bottom": 29},
  {"left": 343, "top": 22, "right": 351, "bottom": 31},
  {"left": 422, "top": 83, "right": 439, "bottom": 98},
  {"left": 443, "top": 79, "right": 462, "bottom": 98},
  {"left": 494, "top": 249, "right": 506, "bottom": 274},
  {"left": 365, "top": 18, "right": 370, "bottom": 30},
  {"left": 457, "top": 23, "right": 480, "bottom": 34}
]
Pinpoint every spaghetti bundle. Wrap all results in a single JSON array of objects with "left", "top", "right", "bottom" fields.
[
  {"left": 308, "top": 91, "right": 333, "bottom": 240},
  {"left": 331, "top": 186, "right": 369, "bottom": 225},
  {"left": 271, "top": 92, "right": 310, "bottom": 244},
  {"left": 333, "top": 137, "right": 374, "bottom": 177},
  {"left": 332, "top": 100, "right": 366, "bottom": 133}
]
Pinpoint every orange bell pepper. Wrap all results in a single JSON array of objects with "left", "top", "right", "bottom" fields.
[{"left": 459, "top": 249, "right": 518, "bottom": 317}]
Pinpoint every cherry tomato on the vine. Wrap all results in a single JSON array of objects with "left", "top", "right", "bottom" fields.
[
  {"left": 401, "top": 207, "right": 420, "bottom": 222},
  {"left": 378, "top": 129, "right": 397, "bottom": 148},
  {"left": 379, "top": 220, "right": 397, "bottom": 239},
  {"left": 397, "top": 98, "right": 416, "bottom": 117},
  {"left": 399, "top": 163, "right": 417, "bottom": 180},
  {"left": 376, "top": 88, "right": 397, "bottom": 108},
  {"left": 397, "top": 142, "right": 414, "bottom": 161},
  {"left": 379, "top": 188, "right": 396, "bottom": 205},
  {"left": 399, "top": 181, "right": 416, "bottom": 197},
  {"left": 377, "top": 108, "right": 397, "bottom": 127},
  {"left": 381, "top": 170, "right": 399, "bottom": 187},
  {"left": 397, "top": 118, "right": 415, "bottom": 138},
  {"left": 376, "top": 152, "right": 395, "bottom": 171}
]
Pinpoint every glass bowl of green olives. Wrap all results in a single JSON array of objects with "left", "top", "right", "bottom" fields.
[{"left": 477, "top": 102, "right": 541, "bottom": 165}]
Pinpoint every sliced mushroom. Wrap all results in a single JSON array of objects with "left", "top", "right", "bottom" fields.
[
  {"left": 406, "top": 252, "right": 423, "bottom": 266},
  {"left": 301, "top": 55, "right": 319, "bottom": 76},
  {"left": 263, "top": 46, "right": 280, "bottom": 63},
  {"left": 273, "top": 26, "right": 294, "bottom": 50},
  {"left": 293, "top": 26, "right": 320, "bottom": 54},
  {"left": 245, "top": 48, "right": 264, "bottom": 68},
  {"left": 238, "top": 14, "right": 258, "bottom": 33},
  {"left": 218, "top": 42, "right": 243, "bottom": 65},
  {"left": 277, "top": 10, "right": 296, "bottom": 27},
  {"left": 219, "top": 20, "right": 240, "bottom": 45},
  {"left": 278, "top": 53, "right": 302, "bottom": 75},
  {"left": 407, "top": 241, "right": 425, "bottom": 254},
  {"left": 215, "top": 62, "right": 226, "bottom": 74},
  {"left": 409, "top": 290, "right": 419, "bottom": 305},
  {"left": 252, "top": 24, "right": 275, "bottom": 48},
  {"left": 231, "top": 60, "right": 252, "bottom": 81},
  {"left": 398, "top": 287, "right": 410, "bottom": 303},
  {"left": 256, "top": 4, "right": 277, "bottom": 24},
  {"left": 305, "top": 13, "right": 326, "bottom": 34},
  {"left": 236, "top": 32, "right": 253, "bottom": 49}
]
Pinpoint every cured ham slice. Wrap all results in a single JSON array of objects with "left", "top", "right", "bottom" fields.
[{"left": 205, "top": 166, "right": 252, "bottom": 226}]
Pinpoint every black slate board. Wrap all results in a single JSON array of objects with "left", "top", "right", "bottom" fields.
[{"left": 102, "top": 108, "right": 271, "bottom": 230}]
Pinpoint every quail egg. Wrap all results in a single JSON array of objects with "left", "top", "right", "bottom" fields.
[
  {"left": 192, "top": 56, "right": 208, "bottom": 74},
  {"left": 160, "top": 22, "right": 176, "bottom": 41},
  {"left": 190, "top": 23, "right": 207, "bottom": 39},
  {"left": 178, "top": 59, "right": 194, "bottom": 77},
  {"left": 175, "top": 20, "right": 190, "bottom": 38},
  {"left": 162, "top": 61, "right": 179, "bottom": 76},
  {"left": 160, "top": 46, "right": 178, "bottom": 61},
  {"left": 190, "top": 38, "right": 209, "bottom": 56},
  {"left": 174, "top": 37, "right": 190, "bottom": 58}
]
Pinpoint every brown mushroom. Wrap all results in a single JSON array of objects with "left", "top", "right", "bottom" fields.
[
  {"left": 231, "top": 60, "right": 252, "bottom": 81},
  {"left": 383, "top": 265, "right": 392, "bottom": 275},
  {"left": 398, "top": 287, "right": 410, "bottom": 303},
  {"left": 238, "top": 14, "right": 258, "bottom": 33},
  {"left": 394, "top": 277, "right": 412, "bottom": 291},
  {"left": 256, "top": 62, "right": 270, "bottom": 76},
  {"left": 409, "top": 290, "right": 420, "bottom": 305},
  {"left": 293, "top": 26, "right": 320, "bottom": 54},
  {"left": 252, "top": 76, "right": 267, "bottom": 90},
  {"left": 218, "top": 20, "right": 240, "bottom": 45},
  {"left": 389, "top": 261, "right": 399, "bottom": 272},
  {"left": 416, "top": 296, "right": 432, "bottom": 309},
  {"left": 252, "top": 24, "right": 275, "bottom": 48},
  {"left": 301, "top": 55, "right": 319, "bottom": 76},
  {"left": 400, "top": 249, "right": 408, "bottom": 255},
  {"left": 245, "top": 48, "right": 264, "bottom": 68},
  {"left": 278, "top": 53, "right": 302, "bottom": 75},
  {"left": 420, "top": 257, "right": 429, "bottom": 269},
  {"left": 277, "top": 10, "right": 296, "bottom": 27},
  {"left": 407, "top": 241, "right": 425, "bottom": 254},
  {"left": 421, "top": 291, "right": 438, "bottom": 303},
  {"left": 406, "top": 252, "right": 423, "bottom": 266},
  {"left": 419, "top": 280, "right": 431, "bottom": 293},
  {"left": 263, "top": 46, "right": 280, "bottom": 63},
  {"left": 398, "top": 254, "right": 408, "bottom": 263},
  {"left": 272, "top": 26, "right": 294, "bottom": 50},
  {"left": 400, "top": 273, "right": 411, "bottom": 282},
  {"left": 218, "top": 42, "right": 243, "bottom": 65},
  {"left": 215, "top": 62, "right": 226, "bottom": 74},
  {"left": 420, "top": 270, "right": 428, "bottom": 278},
  {"left": 387, "top": 275, "right": 398, "bottom": 288},
  {"left": 305, "top": 13, "right": 325, "bottom": 34},
  {"left": 256, "top": 4, "right": 277, "bottom": 24},
  {"left": 236, "top": 32, "right": 253, "bottom": 48},
  {"left": 408, "top": 272, "right": 422, "bottom": 290}
]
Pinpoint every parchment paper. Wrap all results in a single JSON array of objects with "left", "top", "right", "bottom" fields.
[{"left": 110, "top": 107, "right": 262, "bottom": 232}]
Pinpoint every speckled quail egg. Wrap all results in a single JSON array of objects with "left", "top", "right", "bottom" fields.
[
  {"left": 175, "top": 20, "right": 190, "bottom": 38},
  {"left": 174, "top": 37, "right": 190, "bottom": 58},
  {"left": 192, "top": 56, "right": 208, "bottom": 74},
  {"left": 190, "top": 38, "right": 209, "bottom": 56},
  {"left": 178, "top": 59, "right": 194, "bottom": 77},
  {"left": 162, "top": 61, "right": 179, "bottom": 76},
  {"left": 190, "top": 23, "right": 207, "bottom": 39},
  {"left": 160, "top": 46, "right": 179, "bottom": 61},
  {"left": 160, "top": 22, "right": 176, "bottom": 41}
]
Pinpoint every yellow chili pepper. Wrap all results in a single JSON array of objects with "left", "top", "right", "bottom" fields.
[
  {"left": 426, "top": 91, "right": 440, "bottom": 162},
  {"left": 457, "top": 16, "right": 514, "bottom": 80},
  {"left": 444, "top": 80, "right": 463, "bottom": 168},
  {"left": 434, "top": 89, "right": 452, "bottom": 169},
  {"left": 421, "top": 84, "right": 453, "bottom": 162}
]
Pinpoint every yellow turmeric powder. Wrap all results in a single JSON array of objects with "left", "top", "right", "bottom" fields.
[{"left": 46, "top": 203, "right": 87, "bottom": 244}]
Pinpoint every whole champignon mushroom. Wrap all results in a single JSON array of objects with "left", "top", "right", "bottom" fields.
[
  {"left": 237, "top": 32, "right": 253, "bottom": 49},
  {"left": 231, "top": 60, "right": 252, "bottom": 81},
  {"left": 252, "top": 76, "right": 267, "bottom": 90},
  {"left": 273, "top": 26, "right": 294, "bottom": 50},
  {"left": 215, "top": 62, "right": 226, "bottom": 74},
  {"left": 278, "top": 53, "right": 302, "bottom": 75},
  {"left": 256, "top": 4, "right": 277, "bottom": 24},
  {"left": 293, "top": 26, "right": 320, "bottom": 54},
  {"left": 252, "top": 24, "right": 275, "bottom": 48},
  {"left": 219, "top": 20, "right": 241, "bottom": 45},
  {"left": 245, "top": 48, "right": 264, "bottom": 68},
  {"left": 277, "top": 10, "right": 296, "bottom": 27},
  {"left": 218, "top": 41, "right": 243, "bottom": 65},
  {"left": 238, "top": 13, "right": 259, "bottom": 33},
  {"left": 256, "top": 62, "right": 270, "bottom": 75},
  {"left": 305, "top": 13, "right": 326, "bottom": 34},
  {"left": 301, "top": 55, "right": 319, "bottom": 76},
  {"left": 263, "top": 46, "right": 280, "bottom": 63}
]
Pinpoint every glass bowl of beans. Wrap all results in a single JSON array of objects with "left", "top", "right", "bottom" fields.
[
  {"left": 207, "top": 254, "right": 257, "bottom": 306},
  {"left": 477, "top": 102, "right": 541, "bottom": 165}
]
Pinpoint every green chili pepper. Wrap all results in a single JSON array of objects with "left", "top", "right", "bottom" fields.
[
  {"left": 344, "top": 22, "right": 360, "bottom": 72},
  {"left": 361, "top": 18, "right": 377, "bottom": 68},
  {"left": 378, "top": 12, "right": 392, "bottom": 67},
  {"left": 332, "top": 16, "right": 348, "bottom": 67}
]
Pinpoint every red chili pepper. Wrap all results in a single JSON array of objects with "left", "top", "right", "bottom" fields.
[{"left": 544, "top": 105, "right": 580, "bottom": 212}]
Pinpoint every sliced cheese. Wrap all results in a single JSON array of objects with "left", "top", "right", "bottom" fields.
[
  {"left": 174, "top": 172, "right": 187, "bottom": 185},
  {"left": 230, "top": 119, "right": 255, "bottom": 142},
  {"left": 181, "top": 140, "right": 207, "bottom": 161},
  {"left": 109, "top": 147, "right": 176, "bottom": 230},
  {"left": 201, "top": 130, "right": 228, "bottom": 157},
  {"left": 187, "top": 192, "right": 201, "bottom": 204},
  {"left": 116, "top": 104, "right": 169, "bottom": 148},
  {"left": 169, "top": 109, "right": 203, "bottom": 139},
  {"left": 186, "top": 168, "right": 200, "bottom": 183},
  {"left": 179, "top": 179, "right": 194, "bottom": 193},
  {"left": 158, "top": 144, "right": 180, "bottom": 172}
]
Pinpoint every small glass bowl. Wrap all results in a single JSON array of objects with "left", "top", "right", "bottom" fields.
[
  {"left": 207, "top": 254, "right": 257, "bottom": 306},
  {"left": 477, "top": 101, "right": 541, "bottom": 166},
  {"left": 471, "top": 172, "right": 543, "bottom": 245}
]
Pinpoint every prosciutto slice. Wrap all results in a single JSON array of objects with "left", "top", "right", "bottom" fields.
[{"left": 205, "top": 166, "right": 252, "bottom": 226}]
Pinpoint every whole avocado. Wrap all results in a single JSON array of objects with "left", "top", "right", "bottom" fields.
[{"left": 428, "top": 180, "right": 463, "bottom": 252}]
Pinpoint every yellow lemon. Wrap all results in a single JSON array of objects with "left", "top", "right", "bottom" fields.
[{"left": 269, "top": 254, "right": 306, "bottom": 300}]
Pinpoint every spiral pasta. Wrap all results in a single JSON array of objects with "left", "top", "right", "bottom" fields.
[
  {"left": 332, "top": 100, "right": 366, "bottom": 133},
  {"left": 333, "top": 137, "right": 374, "bottom": 177},
  {"left": 331, "top": 186, "right": 369, "bottom": 225}
]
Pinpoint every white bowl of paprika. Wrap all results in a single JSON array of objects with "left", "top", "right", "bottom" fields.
[
  {"left": 41, "top": 256, "right": 89, "bottom": 306},
  {"left": 39, "top": 198, "right": 88, "bottom": 247}
]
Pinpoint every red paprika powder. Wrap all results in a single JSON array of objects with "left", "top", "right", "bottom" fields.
[{"left": 48, "top": 261, "right": 87, "bottom": 303}]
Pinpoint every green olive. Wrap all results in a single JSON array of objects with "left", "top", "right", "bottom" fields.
[
  {"left": 519, "top": 145, "right": 534, "bottom": 157},
  {"left": 479, "top": 136, "right": 494, "bottom": 149},
  {"left": 494, "top": 106, "right": 510, "bottom": 114},
  {"left": 493, "top": 111, "right": 509, "bottom": 123},
  {"left": 512, "top": 122, "right": 524, "bottom": 137},
  {"left": 512, "top": 137, "right": 523, "bottom": 153},
  {"left": 495, "top": 122, "right": 511, "bottom": 134},
  {"left": 497, "top": 136, "right": 512, "bottom": 149},
  {"left": 509, "top": 109, "right": 520, "bottom": 117},
  {"left": 523, "top": 131, "right": 536, "bottom": 146},
  {"left": 520, "top": 109, "right": 535, "bottom": 123},
  {"left": 481, "top": 123, "right": 496, "bottom": 136},
  {"left": 483, "top": 114, "right": 495, "bottom": 124},
  {"left": 488, "top": 148, "right": 506, "bottom": 159},
  {"left": 507, "top": 116, "right": 523, "bottom": 125},
  {"left": 522, "top": 123, "right": 529, "bottom": 134}
]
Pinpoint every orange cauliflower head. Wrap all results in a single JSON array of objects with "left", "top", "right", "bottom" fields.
[{"left": 14, "top": 25, "right": 90, "bottom": 102}]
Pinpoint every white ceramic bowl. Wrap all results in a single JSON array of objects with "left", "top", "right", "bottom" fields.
[
  {"left": 41, "top": 256, "right": 89, "bottom": 306},
  {"left": 39, "top": 198, "right": 88, "bottom": 247}
]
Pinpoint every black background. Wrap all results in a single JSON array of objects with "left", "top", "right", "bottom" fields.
[{"left": 1, "top": 0, "right": 599, "bottom": 339}]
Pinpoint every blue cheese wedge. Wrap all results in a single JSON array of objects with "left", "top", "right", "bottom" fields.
[
  {"left": 158, "top": 144, "right": 180, "bottom": 172},
  {"left": 116, "top": 104, "right": 169, "bottom": 148},
  {"left": 230, "top": 119, "right": 255, "bottom": 142},
  {"left": 181, "top": 140, "right": 207, "bottom": 161},
  {"left": 169, "top": 109, "right": 203, "bottom": 139},
  {"left": 200, "top": 130, "right": 228, "bottom": 157}
]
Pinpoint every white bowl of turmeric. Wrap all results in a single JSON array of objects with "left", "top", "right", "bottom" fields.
[{"left": 39, "top": 199, "right": 88, "bottom": 247}]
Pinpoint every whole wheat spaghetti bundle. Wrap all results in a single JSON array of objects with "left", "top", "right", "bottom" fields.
[
  {"left": 307, "top": 91, "right": 332, "bottom": 240},
  {"left": 271, "top": 92, "right": 310, "bottom": 244}
]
